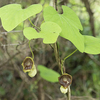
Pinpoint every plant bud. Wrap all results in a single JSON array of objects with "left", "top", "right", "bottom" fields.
[{"left": 60, "top": 86, "right": 68, "bottom": 94}]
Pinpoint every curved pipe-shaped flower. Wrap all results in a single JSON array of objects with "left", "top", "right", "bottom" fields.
[
  {"left": 22, "top": 57, "right": 37, "bottom": 77},
  {"left": 22, "top": 57, "right": 34, "bottom": 73},
  {"left": 58, "top": 73, "right": 72, "bottom": 88}
]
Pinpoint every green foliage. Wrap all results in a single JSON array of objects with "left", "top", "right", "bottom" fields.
[
  {"left": 43, "top": 6, "right": 84, "bottom": 52},
  {"left": 0, "top": 4, "right": 100, "bottom": 54},
  {"left": 23, "top": 22, "right": 61, "bottom": 43},
  {"left": 84, "top": 35, "right": 100, "bottom": 54},
  {"left": 0, "top": 4, "right": 42, "bottom": 31},
  {"left": 43, "top": 6, "right": 100, "bottom": 54},
  {"left": 23, "top": 27, "right": 38, "bottom": 40},
  {"left": 38, "top": 65, "right": 60, "bottom": 82}
]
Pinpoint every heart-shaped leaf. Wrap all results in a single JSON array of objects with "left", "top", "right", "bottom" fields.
[
  {"left": 23, "top": 22, "right": 61, "bottom": 44},
  {"left": 38, "top": 65, "right": 60, "bottom": 82},
  {"left": 23, "top": 27, "right": 40, "bottom": 40},
  {"left": 84, "top": 35, "right": 100, "bottom": 54},
  {"left": 43, "top": 6, "right": 84, "bottom": 52},
  {"left": 0, "top": 4, "right": 42, "bottom": 31}
]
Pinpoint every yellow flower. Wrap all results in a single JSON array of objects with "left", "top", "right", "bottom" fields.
[
  {"left": 22, "top": 57, "right": 37, "bottom": 77},
  {"left": 28, "top": 65, "right": 37, "bottom": 77},
  {"left": 60, "top": 86, "right": 68, "bottom": 94}
]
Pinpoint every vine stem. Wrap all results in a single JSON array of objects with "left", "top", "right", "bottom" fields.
[
  {"left": 28, "top": 18, "right": 41, "bottom": 31},
  {"left": 52, "top": 0, "right": 62, "bottom": 74},
  {"left": 52, "top": 1, "right": 77, "bottom": 100},
  {"left": 68, "top": 86, "right": 71, "bottom": 100},
  {"left": 63, "top": 49, "right": 77, "bottom": 63},
  {"left": 28, "top": 40, "right": 34, "bottom": 59},
  {"left": 28, "top": 18, "right": 35, "bottom": 27},
  {"left": 53, "top": 43, "right": 61, "bottom": 70},
  {"left": 61, "top": 49, "right": 77, "bottom": 74}
]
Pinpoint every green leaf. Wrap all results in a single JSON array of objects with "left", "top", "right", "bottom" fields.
[
  {"left": 38, "top": 65, "right": 60, "bottom": 82},
  {"left": 23, "top": 22, "right": 61, "bottom": 44},
  {"left": 23, "top": 27, "right": 40, "bottom": 40},
  {"left": 0, "top": 4, "right": 42, "bottom": 31},
  {"left": 40, "top": 21, "right": 61, "bottom": 43},
  {"left": 43, "top": 6, "right": 84, "bottom": 52},
  {"left": 84, "top": 35, "right": 100, "bottom": 54}
]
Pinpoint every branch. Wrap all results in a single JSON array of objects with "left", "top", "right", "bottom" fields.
[
  {"left": 0, "top": 51, "right": 20, "bottom": 69},
  {"left": 59, "top": 0, "right": 69, "bottom": 5},
  {"left": 13, "top": 81, "right": 24, "bottom": 100},
  {"left": 53, "top": 0, "right": 57, "bottom": 10},
  {"left": 88, "top": 54, "right": 100, "bottom": 66},
  {"left": 0, "top": 30, "right": 22, "bottom": 35},
  {"left": 81, "top": 0, "right": 96, "bottom": 37}
]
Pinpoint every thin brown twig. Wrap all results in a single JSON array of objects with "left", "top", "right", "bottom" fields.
[
  {"left": 0, "top": 51, "right": 20, "bottom": 69},
  {"left": 44, "top": 92, "right": 53, "bottom": 100},
  {"left": 28, "top": 87, "right": 38, "bottom": 100},
  {"left": 81, "top": 0, "right": 96, "bottom": 37},
  {"left": 1, "top": 40, "right": 28, "bottom": 47},
  {"left": 88, "top": 54, "right": 100, "bottom": 66},
  {"left": 0, "top": 30, "right": 22, "bottom": 34},
  {"left": 57, "top": 96, "right": 96, "bottom": 100},
  {"left": 1, "top": 43, "right": 22, "bottom": 46},
  {"left": 13, "top": 81, "right": 24, "bottom": 100},
  {"left": 71, "top": 96, "right": 96, "bottom": 100}
]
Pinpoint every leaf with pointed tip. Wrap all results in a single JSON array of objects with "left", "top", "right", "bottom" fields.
[
  {"left": 43, "top": 6, "right": 84, "bottom": 52},
  {"left": 0, "top": 4, "right": 42, "bottom": 31},
  {"left": 84, "top": 35, "right": 100, "bottom": 54},
  {"left": 38, "top": 65, "right": 60, "bottom": 82},
  {"left": 23, "top": 22, "right": 61, "bottom": 44}
]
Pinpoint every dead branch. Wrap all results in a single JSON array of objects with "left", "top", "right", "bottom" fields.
[
  {"left": 0, "top": 51, "right": 21, "bottom": 69},
  {"left": 13, "top": 81, "right": 24, "bottom": 100},
  {"left": 81, "top": 0, "right": 96, "bottom": 37},
  {"left": 0, "top": 30, "right": 22, "bottom": 35}
]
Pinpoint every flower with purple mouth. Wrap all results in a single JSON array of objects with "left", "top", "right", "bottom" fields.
[
  {"left": 22, "top": 57, "right": 37, "bottom": 77},
  {"left": 58, "top": 73, "right": 72, "bottom": 94}
]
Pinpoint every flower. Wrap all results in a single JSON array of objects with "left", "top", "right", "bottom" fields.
[
  {"left": 60, "top": 86, "right": 68, "bottom": 94},
  {"left": 21, "top": 57, "right": 37, "bottom": 77},
  {"left": 28, "top": 65, "right": 37, "bottom": 77},
  {"left": 58, "top": 73, "right": 72, "bottom": 94}
]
